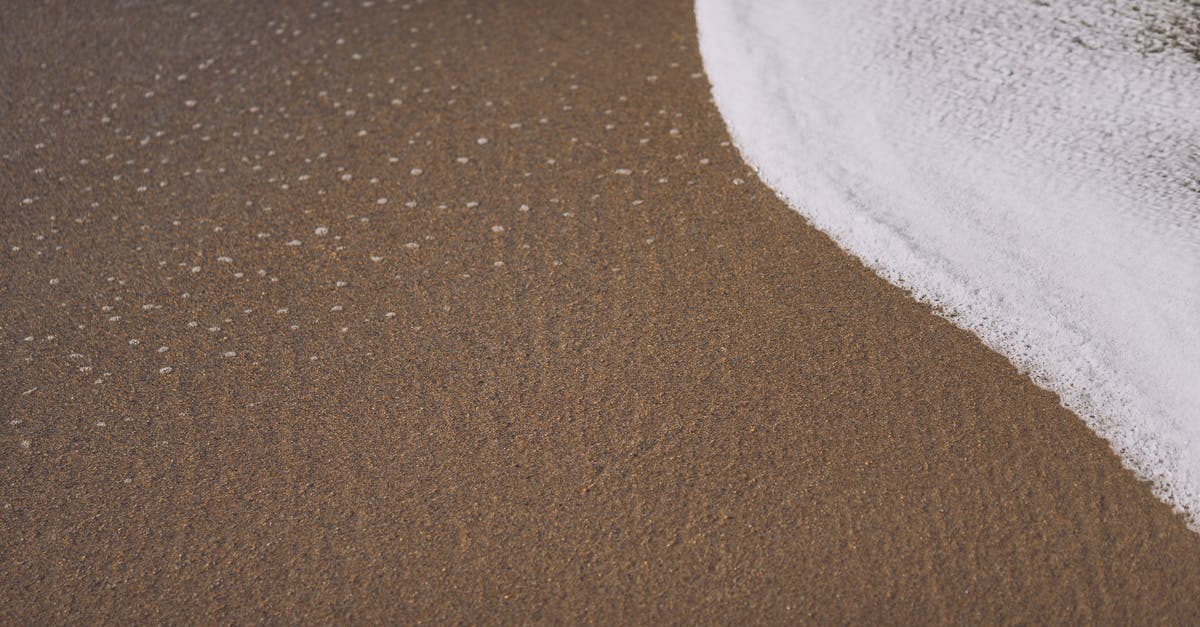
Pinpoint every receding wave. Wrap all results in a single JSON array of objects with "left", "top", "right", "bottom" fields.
[{"left": 696, "top": 0, "right": 1200, "bottom": 526}]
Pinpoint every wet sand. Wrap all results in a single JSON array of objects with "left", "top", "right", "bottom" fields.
[{"left": 2, "top": 0, "right": 1199, "bottom": 623}]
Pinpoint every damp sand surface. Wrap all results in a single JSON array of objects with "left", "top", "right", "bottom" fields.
[{"left": 2, "top": 0, "right": 1200, "bottom": 622}]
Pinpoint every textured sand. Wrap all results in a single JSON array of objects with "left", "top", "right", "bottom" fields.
[{"left": 2, "top": 0, "right": 1199, "bottom": 623}]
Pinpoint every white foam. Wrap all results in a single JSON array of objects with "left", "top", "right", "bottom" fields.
[{"left": 696, "top": 0, "right": 1200, "bottom": 526}]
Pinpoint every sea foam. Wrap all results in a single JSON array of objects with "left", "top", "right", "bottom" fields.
[{"left": 696, "top": 0, "right": 1200, "bottom": 526}]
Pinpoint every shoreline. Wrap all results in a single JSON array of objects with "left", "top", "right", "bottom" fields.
[{"left": 3, "top": 0, "right": 1199, "bottom": 622}]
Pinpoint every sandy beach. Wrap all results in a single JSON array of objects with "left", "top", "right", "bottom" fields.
[{"left": 3, "top": 0, "right": 1199, "bottom": 622}]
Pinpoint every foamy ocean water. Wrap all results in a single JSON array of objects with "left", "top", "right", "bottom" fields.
[{"left": 696, "top": 0, "right": 1200, "bottom": 525}]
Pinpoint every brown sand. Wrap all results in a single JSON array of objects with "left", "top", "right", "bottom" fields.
[{"left": 2, "top": 0, "right": 1199, "bottom": 623}]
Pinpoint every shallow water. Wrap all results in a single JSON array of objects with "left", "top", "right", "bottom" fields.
[{"left": 697, "top": 0, "right": 1200, "bottom": 525}]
